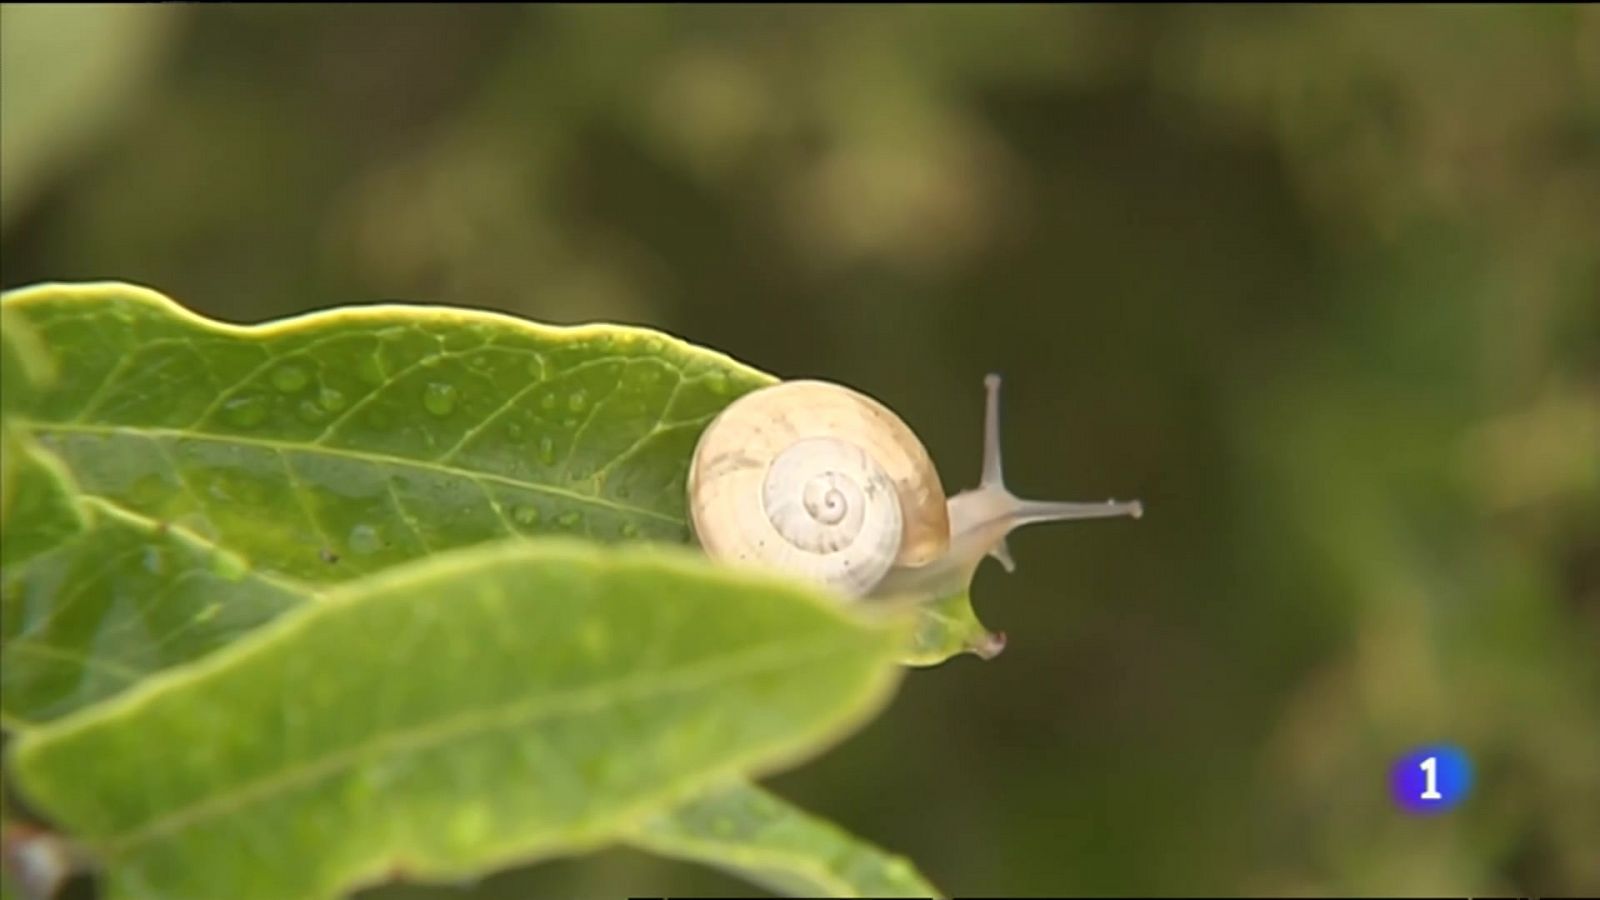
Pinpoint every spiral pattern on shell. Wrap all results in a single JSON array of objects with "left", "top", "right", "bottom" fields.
[
  {"left": 758, "top": 436, "right": 904, "bottom": 591},
  {"left": 687, "top": 380, "right": 950, "bottom": 598}
]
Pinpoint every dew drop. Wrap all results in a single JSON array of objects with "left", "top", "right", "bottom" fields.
[
  {"left": 271, "top": 364, "right": 309, "bottom": 393},
  {"left": 705, "top": 371, "right": 729, "bottom": 395},
  {"left": 507, "top": 422, "right": 525, "bottom": 441},
  {"left": 348, "top": 524, "right": 383, "bottom": 555},
  {"left": 540, "top": 393, "right": 557, "bottom": 411},
  {"left": 319, "top": 387, "right": 347, "bottom": 412},
  {"left": 298, "top": 399, "right": 327, "bottom": 423},
  {"left": 538, "top": 436, "right": 556, "bottom": 465},
  {"left": 567, "top": 389, "right": 588, "bottom": 412},
  {"left": 526, "top": 357, "right": 543, "bottom": 378},
  {"left": 222, "top": 395, "right": 268, "bottom": 429},
  {"left": 557, "top": 510, "right": 581, "bottom": 529},
  {"left": 423, "top": 382, "right": 457, "bottom": 417},
  {"left": 619, "top": 521, "right": 639, "bottom": 538},
  {"left": 513, "top": 505, "right": 541, "bottom": 527},
  {"left": 356, "top": 356, "right": 385, "bottom": 387},
  {"left": 142, "top": 546, "right": 167, "bottom": 575}
]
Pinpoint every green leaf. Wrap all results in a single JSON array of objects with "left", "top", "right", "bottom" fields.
[
  {"left": 1, "top": 305, "right": 57, "bottom": 416},
  {"left": 1, "top": 282, "right": 961, "bottom": 896},
  {"left": 7, "top": 539, "right": 910, "bottom": 900},
  {"left": 627, "top": 781, "right": 943, "bottom": 899},
  {"left": 901, "top": 591, "right": 1005, "bottom": 667},
  {"left": 2, "top": 281, "right": 993, "bottom": 679},
  {"left": 1, "top": 436, "right": 306, "bottom": 729},
  {"left": 1, "top": 281, "right": 774, "bottom": 584},
  {"left": 1, "top": 433, "right": 96, "bottom": 724},
  {"left": 0, "top": 431, "right": 86, "bottom": 569},
  {"left": 2, "top": 308, "right": 58, "bottom": 524}
]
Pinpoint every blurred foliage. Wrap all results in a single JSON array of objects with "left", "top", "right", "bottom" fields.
[
  {"left": 0, "top": 4, "right": 178, "bottom": 229},
  {"left": 2, "top": 4, "right": 1597, "bottom": 896}
]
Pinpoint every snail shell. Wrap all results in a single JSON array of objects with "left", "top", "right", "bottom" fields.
[{"left": 686, "top": 380, "right": 950, "bottom": 598}]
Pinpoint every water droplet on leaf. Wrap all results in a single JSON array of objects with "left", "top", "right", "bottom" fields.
[
  {"left": 540, "top": 393, "right": 557, "bottom": 411},
  {"left": 705, "top": 371, "right": 729, "bottom": 395},
  {"left": 620, "top": 521, "right": 639, "bottom": 538},
  {"left": 349, "top": 524, "right": 383, "bottom": 555},
  {"left": 298, "top": 399, "right": 327, "bottom": 423},
  {"left": 319, "top": 387, "right": 347, "bottom": 411},
  {"left": 538, "top": 436, "right": 556, "bottom": 464},
  {"left": 568, "top": 389, "right": 588, "bottom": 412},
  {"left": 356, "top": 356, "right": 385, "bottom": 387},
  {"left": 513, "top": 505, "right": 541, "bottom": 527},
  {"left": 271, "top": 364, "right": 309, "bottom": 393},
  {"left": 557, "top": 511, "right": 581, "bottom": 529},
  {"left": 423, "top": 382, "right": 457, "bottom": 416},
  {"left": 222, "top": 395, "right": 267, "bottom": 428}
]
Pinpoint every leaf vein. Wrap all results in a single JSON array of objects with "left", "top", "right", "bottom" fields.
[
  {"left": 558, "top": 364, "right": 627, "bottom": 480},
  {"left": 3, "top": 641, "right": 145, "bottom": 684},
  {"left": 383, "top": 478, "right": 434, "bottom": 554},
  {"left": 277, "top": 449, "right": 340, "bottom": 556},
  {"left": 38, "top": 423, "right": 684, "bottom": 525}
]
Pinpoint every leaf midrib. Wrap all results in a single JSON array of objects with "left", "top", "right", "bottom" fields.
[
  {"left": 85, "top": 629, "right": 879, "bottom": 858},
  {"left": 30, "top": 421, "right": 684, "bottom": 525}
]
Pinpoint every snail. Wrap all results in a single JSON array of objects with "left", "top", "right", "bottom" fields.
[{"left": 687, "top": 373, "right": 1142, "bottom": 601}]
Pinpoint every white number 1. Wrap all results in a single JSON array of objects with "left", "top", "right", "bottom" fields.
[{"left": 1419, "top": 756, "right": 1442, "bottom": 800}]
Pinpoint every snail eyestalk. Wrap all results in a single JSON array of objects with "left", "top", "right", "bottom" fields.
[
  {"left": 875, "top": 373, "right": 1143, "bottom": 599},
  {"left": 975, "top": 372, "right": 1143, "bottom": 532},
  {"left": 1013, "top": 498, "right": 1144, "bottom": 525},
  {"left": 981, "top": 372, "right": 1007, "bottom": 489}
]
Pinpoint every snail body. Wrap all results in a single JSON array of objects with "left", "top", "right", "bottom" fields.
[{"left": 687, "top": 374, "right": 1141, "bottom": 601}]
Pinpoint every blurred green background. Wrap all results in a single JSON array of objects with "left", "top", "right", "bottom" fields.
[{"left": 3, "top": 3, "right": 1597, "bottom": 897}]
